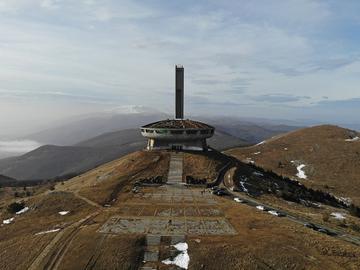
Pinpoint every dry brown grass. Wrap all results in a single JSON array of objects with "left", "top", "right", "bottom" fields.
[
  {"left": 0, "top": 191, "right": 96, "bottom": 270},
  {"left": 1, "top": 149, "right": 360, "bottom": 269},
  {"left": 226, "top": 125, "right": 360, "bottom": 205},
  {"left": 188, "top": 197, "right": 360, "bottom": 270},
  {"left": 183, "top": 151, "right": 226, "bottom": 183},
  {"left": 57, "top": 151, "right": 170, "bottom": 205}
]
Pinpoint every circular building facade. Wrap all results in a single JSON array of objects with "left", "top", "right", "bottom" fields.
[{"left": 141, "top": 119, "right": 214, "bottom": 151}]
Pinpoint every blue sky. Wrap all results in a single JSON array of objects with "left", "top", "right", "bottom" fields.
[{"left": 1, "top": 0, "right": 360, "bottom": 135}]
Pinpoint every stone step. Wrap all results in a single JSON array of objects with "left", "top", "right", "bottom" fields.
[
  {"left": 139, "top": 235, "right": 187, "bottom": 270},
  {"left": 167, "top": 153, "right": 183, "bottom": 185}
]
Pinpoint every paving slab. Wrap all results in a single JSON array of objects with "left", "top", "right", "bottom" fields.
[
  {"left": 170, "top": 235, "right": 186, "bottom": 244},
  {"left": 146, "top": 235, "right": 161, "bottom": 246},
  {"left": 99, "top": 216, "right": 236, "bottom": 235},
  {"left": 144, "top": 249, "right": 159, "bottom": 262}
]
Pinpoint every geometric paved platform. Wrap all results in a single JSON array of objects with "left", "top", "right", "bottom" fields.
[
  {"left": 98, "top": 216, "right": 236, "bottom": 235},
  {"left": 99, "top": 153, "right": 237, "bottom": 236}
]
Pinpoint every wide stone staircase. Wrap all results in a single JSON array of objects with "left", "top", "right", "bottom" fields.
[{"left": 167, "top": 152, "right": 184, "bottom": 185}]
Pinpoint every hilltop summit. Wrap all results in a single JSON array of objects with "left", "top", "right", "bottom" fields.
[{"left": 227, "top": 125, "right": 360, "bottom": 204}]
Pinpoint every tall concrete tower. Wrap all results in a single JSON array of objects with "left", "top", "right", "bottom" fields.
[
  {"left": 141, "top": 64, "right": 214, "bottom": 151},
  {"left": 175, "top": 65, "right": 184, "bottom": 119}
]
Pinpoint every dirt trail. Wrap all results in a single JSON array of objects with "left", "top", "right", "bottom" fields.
[
  {"left": 83, "top": 234, "right": 108, "bottom": 270},
  {"left": 28, "top": 211, "right": 100, "bottom": 270},
  {"left": 73, "top": 191, "right": 102, "bottom": 208}
]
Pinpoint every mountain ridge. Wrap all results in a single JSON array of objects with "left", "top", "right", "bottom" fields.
[{"left": 0, "top": 128, "right": 246, "bottom": 181}]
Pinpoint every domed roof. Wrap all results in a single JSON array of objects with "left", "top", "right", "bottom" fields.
[{"left": 142, "top": 119, "right": 214, "bottom": 129}]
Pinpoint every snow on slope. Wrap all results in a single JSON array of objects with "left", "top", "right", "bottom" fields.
[
  {"left": 345, "top": 136, "right": 359, "bottom": 142},
  {"left": 162, "top": 242, "right": 190, "bottom": 269},
  {"left": 296, "top": 164, "right": 307, "bottom": 179}
]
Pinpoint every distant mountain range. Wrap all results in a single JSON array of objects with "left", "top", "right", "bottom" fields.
[
  {"left": 0, "top": 174, "right": 15, "bottom": 186},
  {"left": 25, "top": 111, "right": 299, "bottom": 146},
  {"left": 0, "top": 110, "right": 301, "bottom": 182},
  {"left": 26, "top": 111, "right": 168, "bottom": 145},
  {"left": 206, "top": 118, "right": 298, "bottom": 143},
  {"left": 0, "top": 128, "right": 247, "bottom": 181}
]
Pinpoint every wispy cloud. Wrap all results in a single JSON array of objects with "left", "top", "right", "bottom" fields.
[
  {"left": 249, "top": 94, "right": 311, "bottom": 103},
  {"left": 0, "top": 89, "right": 121, "bottom": 104},
  {"left": 0, "top": 140, "right": 42, "bottom": 158},
  {"left": 0, "top": 0, "right": 360, "bottom": 131}
]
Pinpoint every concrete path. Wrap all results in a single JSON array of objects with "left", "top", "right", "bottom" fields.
[
  {"left": 167, "top": 152, "right": 184, "bottom": 185},
  {"left": 140, "top": 235, "right": 186, "bottom": 270}
]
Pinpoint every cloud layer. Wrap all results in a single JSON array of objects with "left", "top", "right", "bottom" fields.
[
  {"left": 0, "top": 0, "right": 360, "bottom": 135},
  {"left": 0, "top": 140, "right": 42, "bottom": 158}
]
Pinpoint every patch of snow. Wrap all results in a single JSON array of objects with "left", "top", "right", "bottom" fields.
[
  {"left": 253, "top": 151, "right": 261, "bottom": 155},
  {"left": 256, "top": 205, "right": 265, "bottom": 211},
  {"left": 162, "top": 252, "right": 190, "bottom": 269},
  {"left": 16, "top": 207, "right": 29, "bottom": 215},
  {"left": 330, "top": 212, "right": 346, "bottom": 220},
  {"left": 96, "top": 172, "right": 113, "bottom": 182},
  {"left": 245, "top": 158, "right": 255, "bottom": 164},
  {"left": 2, "top": 217, "right": 14, "bottom": 224},
  {"left": 268, "top": 210, "right": 279, "bottom": 216},
  {"left": 345, "top": 136, "right": 359, "bottom": 142},
  {"left": 256, "top": 141, "right": 265, "bottom": 146},
  {"left": 313, "top": 202, "right": 322, "bottom": 208},
  {"left": 173, "top": 242, "right": 188, "bottom": 252},
  {"left": 253, "top": 171, "right": 263, "bottom": 177},
  {"left": 162, "top": 242, "right": 190, "bottom": 269},
  {"left": 239, "top": 181, "right": 248, "bottom": 193},
  {"left": 35, "top": 228, "right": 61, "bottom": 235},
  {"left": 296, "top": 164, "right": 307, "bottom": 179},
  {"left": 234, "top": 197, "right": 242, "bottom": 203},
  {"left": 58, "top": 211, "right": 69, "bottom": 216},
  {"left": 337, "top": 197, "right": 352, "bottom": 206}
]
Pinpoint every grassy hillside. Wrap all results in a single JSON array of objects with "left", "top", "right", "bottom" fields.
[
  {"left": 1, "top": 150, "right": 359, "bottom": 269},
  {"left": 226, "top": 125, "right": 360, "bottom": 204}
]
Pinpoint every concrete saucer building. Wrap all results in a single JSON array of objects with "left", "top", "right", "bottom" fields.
[{"left": 140, "top": 65, "right": 215, "bottom": 151}]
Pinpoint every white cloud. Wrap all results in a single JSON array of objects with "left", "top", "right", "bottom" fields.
[
  {"left": 93, "top": 7, "right": 114, "bottom": 21},
  {"left": 89, "top": 1, "right": 156, "bottom": 21},
  {"left": 40, "top": 0, "right": 61, "bottom": 10},
  {"left": 0, "top": 140, "right": 42, "bottom": 157},
  {"left": 0, "top": 0, "right": 359, "bottom": 133},
  {"left": 0, "top": 0, "right": 31, "bottom": 13},
  {"left": 0, "top": 0, "right": 61, "bottom": 13},
  {"left": 218, "top": 0, "right": 331, "bottom": 29}
]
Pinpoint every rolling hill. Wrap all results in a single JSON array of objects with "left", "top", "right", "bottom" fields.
[
  {"left": 226, "top": 125, "right": 360, "bottom": 204},
  {"left": 0, "top": 174, "right": 16, "bottom": 186},
  {"left": 26, "top": 111, "right": 168, "bottom": 145},
  {"left": 1, "top": 150, "right": 359, "bottom": 269},
  {"left": 25, "top": 110, "right": 300, "bottom": 146},
  {"left": 203, "top": 116, "right": 300, "bottom": 143},
  {"left": 0, "top": 129, "right": 246, "bottom": 181}
]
